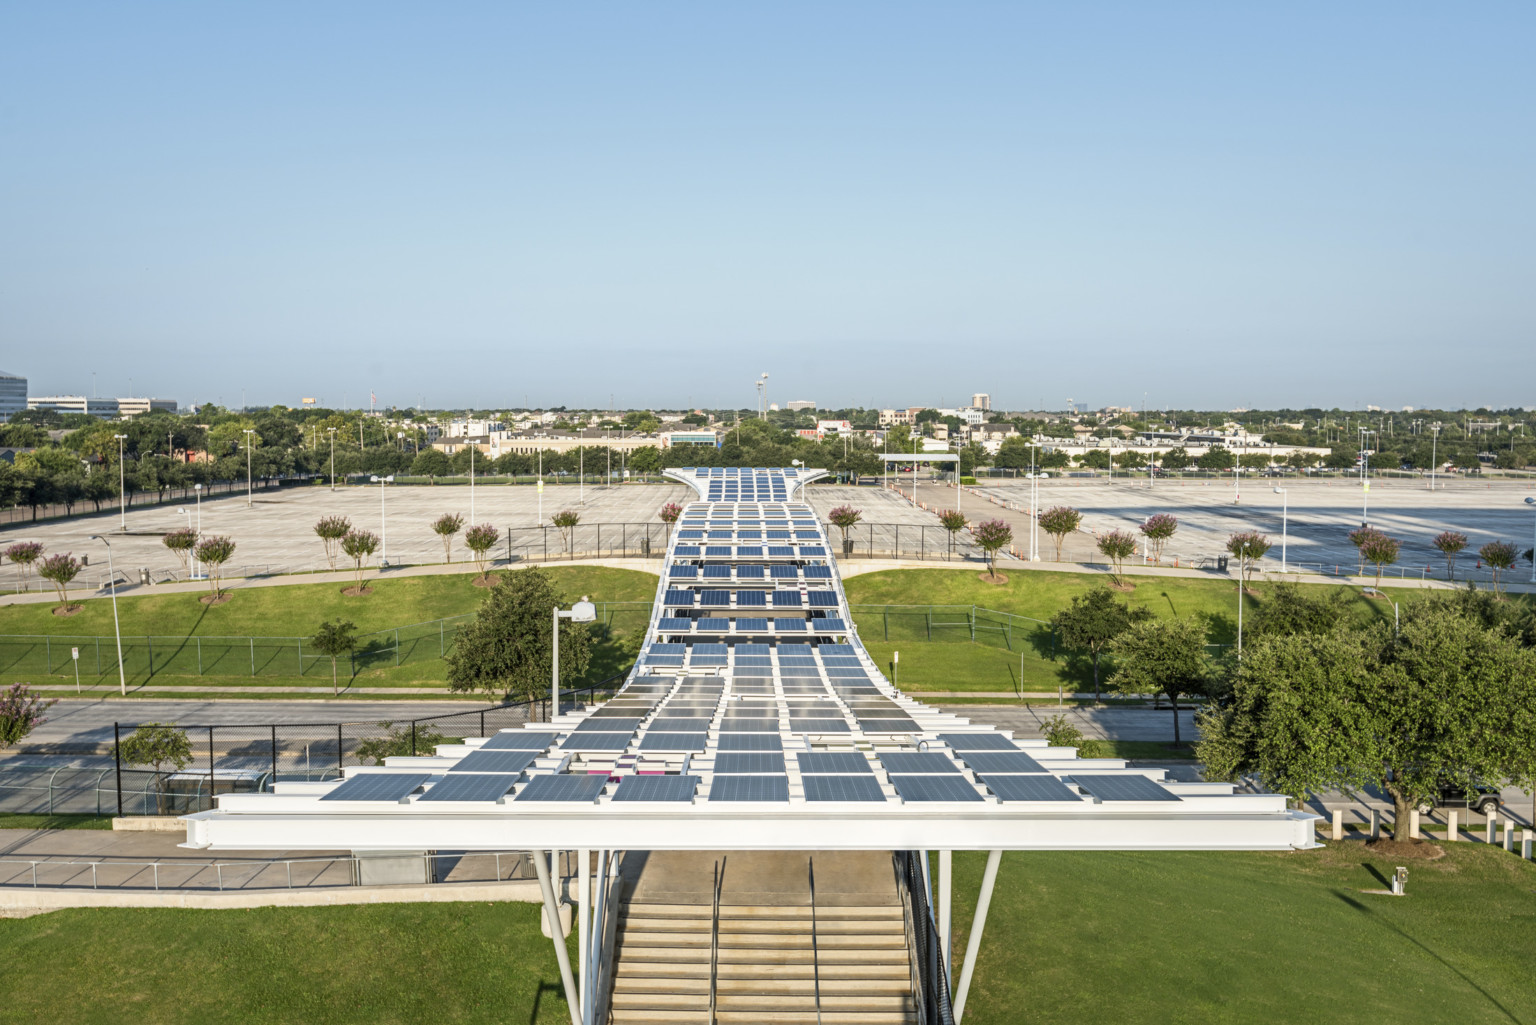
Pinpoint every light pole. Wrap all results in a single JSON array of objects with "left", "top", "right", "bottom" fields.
[
  {"left": 178, "top": 507, "right": 201, "bottom": 579},
  {"left": 114, "top": 434, "right": 128, "bottom": 531},
  {"left": 370, "top": 475, "right": 394, "bottom": 566},
  {"left": 470, "top": 445, "right": 476, "bottom": 523},
  {"left": 243, "top": 429, "right": 255, "bottom": 506},
  {"left": 1273, "top": 487, "right": 1288, "bottom": 572},
  {"left": 90, "top": 535, "right": 127, "bottom": 696},
  {"left": 327, "top": 427, "right": 337, "bottom": 490},
  {"left": 1359, "top": 429, "right": 1376, "bottom": 526},
  {"left": 1526, "top": 497, "right": 1535, "bottom": 584},
  {"left": 1429, "top": 424, "right": 1439, "bottom": 491},
  {"left": 552, "top": 596, "right": 597, "bottom": 719},
  {"left": 758, "top": 372, "right": 769, "bottom": 420}
]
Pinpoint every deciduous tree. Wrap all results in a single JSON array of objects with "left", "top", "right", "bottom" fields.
[
  {"left": 1433, "top": 531, "right": 1468, "bottom": 580},
  {"left": 445, "top": 568, "right": 591, "bottom": 714},
  {"left": 1038, "top": 506, "right": 1081, "bottom": 562},
  {"left": 1348, "top": 526, "right": 1384, "bottom": 575},
  {"left": 340, "top": 530, "right": 380, "bottom": 588},
  {"left": 1225, "top": 530, "right": 1272, "bottom": 588},
  {"left": 937, "top": 509, "right": 966, "bottom": 555},
  {"left": 1096, "top": 529, "right": 1139, "bottom": 587},
  {"left": 1480, "top": 540, "right": 1518, "bottom": 593},
  {"left": 314, "top": 515, "right": 351, "bottom": 570},
  {"left": 1358, "top": 531, "right": 1401, "bottom": 588},
  {"left": 431, "top": 513, "right": 464, "bottom": 564},
  {"left": 828, "top": 506, "right": 862, "bottom": 547},
  {"left": 972, "top": 519, "right": 1012, "bottom": 580},
  {"left": 4, "top": 541, "right": 43, "bottom": 591},
  {"left": 411, "top": 448, "right": 452, "bottom": 482},
  {"left": 0, "top": 683, "right": 56, "bottom": 750},
  {"left": 658, "top": 502, "right": 682, "bottom": 535},
  {"left": 463, "top": 523, "right": 499, "bottom": 580},
  {"left": 37, "top": 553, "right": 81, "bottom": 611},
  {"left": 1049, "top": 587, "right": 1150, "bottom": 702},
  {"left": 119, "top": 723, "right": 193, "bottom": 814},
  {"left": 1109, "top": 617, "right": 1209, "bottom": 744},
  {"left": 310, "top": 619, "right": 359, "bottom": 696},
  {"left": 162, "top": 527, "right": 197, "bottom": 576},
  {"left": 551, "top": 510, "right": 580, "bottom": 553},
  {"left": 1138, "top": 513, "right": 1178, "bottom": 564},
  {"left": 193, "top": 535, "right": 236, "bottom": 599}
]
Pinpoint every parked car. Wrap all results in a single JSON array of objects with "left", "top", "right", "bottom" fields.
[{"left": 1423, "top": 777, "right": 1502, "bottom": 815}]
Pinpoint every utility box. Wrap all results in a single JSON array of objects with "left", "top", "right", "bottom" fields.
[
  {"left": 351, "top": 850, "right": 431, "bottom": 886},
  {"left": 1216, "top": 556, "right": 1229, "bottom": 572}
]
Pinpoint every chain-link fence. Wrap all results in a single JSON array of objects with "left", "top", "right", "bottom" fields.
[{"left": 820, "top": 522, "right": 987, "bottom": 562}]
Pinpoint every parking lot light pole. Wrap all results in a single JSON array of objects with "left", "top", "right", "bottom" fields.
[
  {"left": 1273, "top": 487, "right": 1288, "bottom": 572},
  {"left": 243, "top": 429, "right": 255, "bottom": 506},
  {"left": 552, "top": 597, "right": 597, "bottom": 719},
  {"left": 327, "top": 427, "right": 337, "bottom": 490},
  {"left": 1526, "top": 497, "right": 1535, "bottom": 583},
  {"left": 90, "top": 535, "right": 127, "bottom": 696},
  {"left": 114, "top": 434, "right": 128, "bottom": 530},
  {"left": 370, "top": 475, "right": 394, "bottom": 566}
]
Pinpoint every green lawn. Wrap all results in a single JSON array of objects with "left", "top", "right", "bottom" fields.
[
  {"left": 951, "top": 841, "right": 1536, "bottom": 1025},
  {"left": 0, "top": 813, "right": 113, "bottom": 830},
  {"left": 0, "top": 902, "right": 577, "bottom": 1025}
]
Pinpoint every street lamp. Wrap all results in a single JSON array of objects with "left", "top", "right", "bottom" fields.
[
  {"left": 370, "top": 475, "right": 394, "bottom": 566},
  {"left": 177, "top": 507, "right": 202, "bottom": 579},
  {"left": 1273, "top": 487, "right": 1288, "bottom": 572},
  {"left": 1359, "top": 428, "right": 1376, "bottom": 526},
  {"left": 327, "top": 427, "right": 337, "bottom": 491},
  {"left": 114, "top": 434, "right": 128, "bottom": 531},
  {"left": 90, "top": 535, "right": 127, "bottom": 696},
  {"left": 552, "top": 596, "right": 597, "bottom": 718},
  {"left": 1526, "top": 497, "right": 1535, "bottom": 584},
  {"left": 243, "top": 429, "right": 255, "bottom": 506}
]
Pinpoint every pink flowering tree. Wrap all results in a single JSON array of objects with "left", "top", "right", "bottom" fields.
[
  {"left": 1433, "top": 531, "right": 1468, "bottom": 580},
  {"left": 1138, "top": 513, "right": 1178, "bottom": 564}
]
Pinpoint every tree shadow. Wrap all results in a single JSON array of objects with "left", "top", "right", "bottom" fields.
[{"left": 526, "top": 980, "right": 564, "bottom": 1025}]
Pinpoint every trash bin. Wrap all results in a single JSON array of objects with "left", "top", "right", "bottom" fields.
[
  {"left": 1216, "top": 556, "right": 1229, "bottom": 572},
  {"left": 843, "top": 538, "right": 855, "bottom": 557},
  {"left": 139, "top": 567, "right": 152, "bottom": 585},
  {"left": 640, "top": 537, "right": 652, "bottom": 557}
]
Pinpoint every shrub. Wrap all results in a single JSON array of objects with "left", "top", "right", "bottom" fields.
[{"left": 0, "top": 683, "right": 56, "bottom": 750}]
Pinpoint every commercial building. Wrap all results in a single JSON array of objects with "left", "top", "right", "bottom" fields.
[
  {"left": 785, "top": 400, "right": 817, "bottom": 412},
  {"left": 971, "top": 393, "right": 991, "bottom": 411},
  {"left": 0, "top": 371, "right": 25, "bottom": 422},
  {"left": 659, "top": 429, "right": 721, "bottom": 448},
  {"left": 26, "top": 395, "right": 176, "bottom": 418}
]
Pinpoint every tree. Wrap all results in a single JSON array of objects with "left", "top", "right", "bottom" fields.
[
  {"left": 1109, "top": 617, "right": 1209, "bottom": 744},
  {"left": 340, "top": 529, "right": 380, "bottom": 588},
  {"left": 1038, "top": 506, "right": 1082, "bottom": 562},
  {"left": 658, "top": 502, "right": 682, "bottom": 535},
  {"left": 1247, "top": 583, "right": 1351, "bottom": 639},
  {"left": 827, "top": 505, "right": 862, "bottom": 548},
  {"left": 1038, "top": 713, "right": 1106, "bottom": 758},
  {"left": 310, "top": 619, "right": 359, "bottom": 696},
  {"left": 4, "top": 540, "right": 44, "bottom": 591},
  {"left": 1197, "top": 447, "right": 1235, "bottom": 471},
  {"left": 1078, "top": 449, "right": 1111, "bottom": 470},
  {"left": 162, "top": 527, "right": 198, "bottom": 576},
  {"left": 314, "top": 515, "right": 351, "bottom": 570},
  {"left": 1347, "top": 526, "right": 1384, "bottom": 575},
  {"left": 1049, "top": 587, "right": 1150, "bottom": 702},
  {"left": 0, "top": 683, "right": 56, "bottom": 750},
  {"left": 1196, "top": 601, "right": 1536, "bottom": 841},
  {"left": 193, "top": 535, "right": 236, "bottom": 599},
  {"left": 551, "top": 509, "right": 580, "bottom": 553},
  {"left": 119, "top": 723, "right": 194, "bottom": 814},
  {"left": 411, "top": 448, "right": 452, "bottom": 482},
  {"left": 445, "top": 567, "right": 591, "bottom": 713},
  {"left": 1480, "top": 540, "right": 1518, "bottom": 594},
  {"left": 1358, "top": 531, "right": 1401, "bottom": 588},
  {"left": 1096, "top": 529, "right": 1139, "bottom": 587},
  {"left": 356, "top": 721, "right": 450, "bottom": 765},
  {"left": 463, "top": 523, "right": 500, "bottom": 580},
  {"left": 1433, "top": 531, "right": 1469, "bottom": 580},
  {"left": 431, "top": 513, "right": 465, "bottom": 564},
  {"left": 937, "top": 509, "right": 967, "bottom": 555},
  {"left": 972, "top": 519, "right": 1012, "bottom": 580},
  {"left": 37, "top": 553, "right": 81, "bottom": 611},
  {"left": 1162, "top": 447, "right": 1192, "bottom": 470},
  {"left": 1138, "top": 514, "right": 1178, "bottom": 564},
  {"left": 1225, "top": 530, "right": 1271, "bottom": 589}
]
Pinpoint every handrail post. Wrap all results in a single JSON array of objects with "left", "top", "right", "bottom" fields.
[{"left": 809, "top": 856, "right": 823, "bottom": 1025}]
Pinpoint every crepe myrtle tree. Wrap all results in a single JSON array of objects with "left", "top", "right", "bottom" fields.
[
  {"left": 1347, "top": 525, "right": 1384, "bottom": 576},
  {"left": 119, "top": 723, "right": 193, "bottom": 815},
  {"left": 0, "top": 683, "right": 56, "bottom": 751},
  {"left": 937, "top": 509, "right": 967, "bottom": 555},
  {"left": 1480, "top": 540, "right": 1518, "bottom": 594},
  {"left": 1096, "top": 529, "right": 1139, "bottom": 588},
  {"left": 1359, "top": 531, "right": 1402, "bottom": 589},
  {"left": 340, "top": 529, "right": 380, "bottom": 588},
  {"left": 193, "top": 535, "right": 236, "bottom": 599},
  {"left": 309, "top": 618, "right": 359, "bottom": 696},
  {"left": 1433, "top": 531, "right": 1469, "bottom": 580},
  {"left": 463, "top": 523, "right": 500, "bottom": 580},
  {"left": 314, "top": 515, "right": 351, "bottom": 571},
  {"left": 37, "top": 553, "right": 82, "bottom": 611},
  {"left": 1138, "top": 513, "right": 1178, "bottom": 565},
  {"left": 973, "top": 519, "right": 1012, "bottom": 580},
  {"left": 4, "top": 541, "right": 44, "bottom": 592},
  {"left": 828, "top": 505, "right": 862, "bottom": 548},
  {"left": 431, "top": 513, "right": 465, "bottom": 564},
  {"left": 162, "top": 527, "right": 198, "bottom": 576},
  {"left": 658, "top": 502, "right": 683, "bottom": 534},
  {"left": 1038, "top": 506, "right": 1082, "bottom": 562},
  {"left": 1225, "top": 530, "right": 1272, "bottom": 589}
]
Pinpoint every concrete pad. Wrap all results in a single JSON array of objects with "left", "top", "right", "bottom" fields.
[{"left": 622, "top": 850, "right": 900, "bottom": 907}]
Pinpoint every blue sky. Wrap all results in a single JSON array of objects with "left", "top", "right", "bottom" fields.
[{"left": 2, "top": 2, "right": 1532, "bottom": 411}]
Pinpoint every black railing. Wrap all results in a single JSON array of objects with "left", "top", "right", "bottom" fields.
[
  {"left": 109, "top": 674, "right": 627, "bottom": 815},
  {"left": 896, "top": 850, "right": 955, "bottom": 1025}
]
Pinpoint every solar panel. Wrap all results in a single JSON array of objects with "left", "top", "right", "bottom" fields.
[
  {"left": 481, "top": 731, "right": 558, "bottom": 751},
  {"left": 807, "top": 591, "right": 839, "bottom": 607},
  {"left": 767, "top": 546, "right": 795, "bottom": 557},
  {"left": 797, "top": 752, "right": 873, "bottom": 775},
  {"left": 664, "top": 590, "right": 696, "bottom": 606},
  {"left": 854, "top": 717, "right": 920, "bottom": 732},
  {"left": 702, "top": 565, "right": 732, "bottom": 578},
  {"left": 770, "top": 565, "right": 798, "bottom": 579},
  {"left": 669, "top": 566, "right": 698, "bottom": 579},
  {"left": 320, "top": 773, "right": 432, "bottom": 803},
  {"left": 717, "top": 734, "right": 783, "bottom": 751},
  {"left": 958, "top": 751, "right": 1047, "bottom": 774},
  {"left": 772, "top": 592, "right": 802, "bottom": 607},
  {"left": 717, "top": 718, "right": 778, "bottom": 732},
  {"left": 800, "top": 547, "right": 827, "bottom": 556},
  {"left": 419, "top": 773, "right": 520, "bottom": 803},
  {"left": 788, "top": 718, "right": 849, "bottom": 733},
  {"left": 736, "top": 591, "right": 767, "bottom": 607},
  {"left": 611, "top": 774, "right": 701, "bottom": 802},
  {"left": 804, "top": 566, "right": 832, "bottom": 578},
  {"left": 673, "top": 546, "right": 701, "bottom": 556},
  {"left": 705, "top": 545, "right": 733, "bottom": 556},
  {"left": 735, "top": 565, "right": 765, "bottom": 579},
  {"left": 889, "top": 775, "right": 984, "bottom": 803},
  {"left": 821, "top": 644, "right": 855, "bottom": 655},
  {"left": 714, "top": 752, "right": 787, "bottom": 774},
  {"left": 774, "top": 620, "right": 806, "bottom": 632},
  {"left": 709, "top": 775, "right": 790, "bottom": 803},
  {"left": 803, "top": 775, "right": 886, "bottom": 802},
  {"left": 514, "top": 774, "right": 609, "bottom": 803},
  {"left": 735, "top": 546, "right": 763, "bottom": 557},
  {"left": 574, "top": 717, "right": 642, "bottom": 733},
  {"left": 982, "top": 774, "right": 1083, "bottom": 803},
  {"left": 639, "top": 732, "right": 708, "bottom": 751},
  {"left": 700, "top": 590, "right": 732, "bottom": 606},
  {"left": 659, "top": 618, "right": 693, "bottom": 631},
  {"left": 880, "top": 752, "right": 963, "bottom": 775},
  {"left": 650, "top": 717, "right": 713, "bottom": 731},
  {"left": 816, "top": 619, "right": 848, "bottom": 632},
  {"left": 1071, "top": 774, "right": 1182, "bottom": 802},
  {"left": 561, "top": 732, "right": 633, "bottom": 751},
  {"left": 735, "top": 618, "right": 770, "bottom": 632},
  {"left": 938, "top": 733, "right": 1019, "bottom": 752},
  {"left": 449, "top": 749, "right": 540, "bottom": 774},
  {"left": 695, "top": 618, "right": 730, "bottom": 631}
]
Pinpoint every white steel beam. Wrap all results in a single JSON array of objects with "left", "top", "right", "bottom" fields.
[
  {"left": 535, "top": 850, "right": 582, "bottom": 1025},
  {"left": 939, "top": 849, "right": 953, "bottom": 985},
  {"left": 951, "top": 849, "right": 1001, "bottom": 1024}
]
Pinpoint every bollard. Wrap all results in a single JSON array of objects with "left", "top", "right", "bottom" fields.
[
  {"left": 1369, "top": 808, "right": 1380, "bottom": 840},
  {"left": 1447, "top": 809, "right": 1459, "bottom": 841},
  {"left": 1486, "top": 811, "right": 1497, "bottom": 845},
  {"left": 1409, "top": 809, "right": 1420, "bottom": 839},
  {"left": 1332, "top": 808, "right": 1343, "bottom": 841},
  {"left": 1523, "top": 830, "right": 1533, "bottom": 861},
  {"left": 1503, "top": 821, "right": 1514, "bottom": 853}
]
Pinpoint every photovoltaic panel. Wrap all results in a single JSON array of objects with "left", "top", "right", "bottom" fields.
[
  {"left": 701, "top": 590, "right": 732, "bottom": 606},
  {"left": 320, "top": 773, "right": 433, "bottom": 802},
  {"left": 449, "top": 749, "right": 540, "bottom": 774},
  {"left": 822, "top": 657, "right": 863, "bottom": 668},
  {"left": 649, "top": 717, "right": 713, "bottom": 731},
  {"left": 770, "top": 565, "right": 799, "bottom": 579},
  {"left": 800, "top": 547, "right": 827, "bottom": 556},
  {"left": 803, "top": 775, "right": 886, "bottom": 802},
  {"left": 797, "top": 752, "right": 874, "bottom": 775},
  {"left": 803, "top": 566, "right": 832, "bottom": 578},
  {"left": 664, "top": 590, "right": 696, "bottom": 606},
  {"left": 735, "top": 565, "right": 765, "bottom": 579},
  {"left": 717, "top": 718, "right": 779, "bottom": 732},
  {"left": 514, "top": 774, "right": 609, "bottom": 803},
  {"left": 612, "top": 774, "right": 700, "bottom": 803},
  {"left": 561, "top": 732, "right": 633, "bottom": 751},
  {"left": 574, "top": 717, "right": 642, "bottom": 733},
  {"left": 889, "top": 775, "right": 984, "bottom": 803},
  {"left": 779, "top": 645, "right": 813, "bottom": 656},
  {"left": 659, "top": 618, "right": 692, "bottom": 631},
  {"left": 736, "top": 591, "right": 767, "bottom": 607},
  {"left": 717, "top": 734, "right": 783, "bottom": 751},
  {"left": 855, "top": 717, "right": 920, "bottom": 732},
  {"left": 481, "top": 731, "right": 558, "bottom": 751},
  {"left": 767, "top": 546, "right": 795, "bottom": 557},
  {"left": 673, "top": 546, "right": 701, "bottom": 556},
  {"left": 708, "top": 775, "right": 790, "bottom": 803},
  {"left": 735, "top": 643, "right": 771, "bottom": 655},
  {"left": 821, "top": 644, "right": 855, "bottom": 655},
  {"left": 419, "top": 773, "right": 519, "bottom": 803},
  {"left": 788, "top": 718, "right": 850, "bottom": 733},
  {"left": 735, "top": 546, "right": 764, "bottom": 557},
  {"left": 639, "top": 732, "right": 709, "bottom": 751},
  {"left": 879, "top": 752, "right": 963, "bottom": 775},
  {"left": 705, "top": 545, "right": 733, "bottom": 556},
  {"left": 957, "top": 751, "right": 1047, "bottom": 774},
  {"left": 982, "top": 774, "right": 1083, "bottom": 803},
  {"left": 703, "top": 565, "right": 732, "bottom": 579},
  {"left": 938, "top": 733, "right": 1019, "bottom": 752},
  {"left": 735, "top": 618, "right": 770, "bottom": 632},
  {"left": 1071, "top": 774, "right": 1182, "bottom": 802},
  {"left": 692, "top": 643, "right": 728, "bottom": 655},
  {"left": 807, "top": 591, "right": 839, "bottom": 607},
  {"left": 815, "top": 619, "right": 848, "bottom": 632},
  {"left": 696, "top": 618, "right": 730, "bottom": 631},
  {"left": 669, "top": 566, "right": 698, "bottom": 579},
  {"left": 775, "top": 620, "right": 806, "bottom": 632},
  {"left": 714, "top": 752, "right": 786, "bottom": 774},
  {"left": 772, "top": 592, "right": 802, "bottom": 607}
]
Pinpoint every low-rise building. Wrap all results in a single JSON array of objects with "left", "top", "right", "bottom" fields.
[
  {"left": 0, "top": 371, "right": 26, "bottom": 422},
  {"left": 27, "top": 395, "right": 176, "bottom": 418}
]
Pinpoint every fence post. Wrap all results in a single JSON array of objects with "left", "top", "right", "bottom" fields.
[
  {"left": 970, "top": 607, "right": 976, "bottom": 643},
  {"left": 395, "top": 629, "right": 401, "bottom": 666},
  {"left": 147, "top": 637, "right": 153, "bottom": 676},
  {"left": 296, "top": 637, "right": 303, "bottom": 676},
  {"left": 96, "top": 637, "right": 101, "bottom": 675},
  {"left": 338, "top": 725, "right": 345, "bottom": 774},
  {"left": 440, "top": 620, "right": 446, "bottom": 656},
  {"left": 197, "top": 637, "right": 202, "bottom": 674},
  {"left": 480, "top": 709, "right": 486, "bottom": 738},
  {"left": 411, "top": 721, "right": 417, "bottom": 756},
  {"left": 46, "top": 636, "right": 51, "bottom": 673},
  {"left": 114, "top": 722, "right": 124, "bottom": 817},
  {"left": 208, "top": 727, "right": 216, "bottom": 812},
  {"left": 272, "top": 725, "right": 279, "bottom": 783},
  {"left": 250, "top": 638, "right": 256, "bottom": 677}
]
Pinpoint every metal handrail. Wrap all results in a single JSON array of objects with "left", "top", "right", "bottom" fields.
[
  {"left": 897, "top": 850, "right": 955, "bottom": 1025},
  {"left": 809, "top": 856, "right": 823, "bottom": 1025},
  {"left": 709, "top": 858, "right": 724, "bottom": 1025}
]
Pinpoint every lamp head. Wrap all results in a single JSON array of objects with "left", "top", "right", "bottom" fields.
[
  {"left": 370, "top": 475, "right": 380, "bottom": 483},
  {"left": 1526, "top": 497, "right": 1535, "bottom": 506},
  {"left": 1273, "top": 487, "right": 1284, "bottom": 494},
  {"left": 570, "top": 596, "right": 597, "bottom": 623}
]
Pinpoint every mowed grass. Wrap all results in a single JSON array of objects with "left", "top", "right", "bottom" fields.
[
  {"left": 951, "top": 841, "right": 1536, "bottom": 1025},
  {"left": 0, "top": 901, "right": 577, "bottom": 1025}
]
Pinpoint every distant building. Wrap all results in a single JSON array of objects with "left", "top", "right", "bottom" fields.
[
  {"left": 27, "top": 395, "right": 175, "bottom": 419},
  {"left": 971, "top": 393, "right": 991, "bottom": 411},
  {"left": 786, "top": 400, "right": 817, "bottom": 412},
  {"left": 816, "top": 420, "right": 852, "bottom": 437},
  {"left": 0, "top": 371, "right": 25, "bottom": 422},
  {"left": 661, "top": 430, "right": 721, "bottom": 449},
  {"left": 115, "top": 397, "right": 179, "bottom": 417}
]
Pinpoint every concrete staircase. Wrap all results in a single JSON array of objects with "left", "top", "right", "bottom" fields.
[{"left": 609, "top": 900, "right": 917, "bottom": 1024}]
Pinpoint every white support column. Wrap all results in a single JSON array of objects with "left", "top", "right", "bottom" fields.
[
  {"left": 952, "top": 850, "right": 1002, "bottom": 1025},
  {"left": 578, "top": 847, "right": 590, "bottom": 1021},
  {"left": 938, "top": 850, "right": 953, "bottom": 985},
  {"left": 535, "top": 849, "right": 582, "bottom": 1025},
  {"left": 588, "top": 849, "right": 611, "bottom": 1021}
]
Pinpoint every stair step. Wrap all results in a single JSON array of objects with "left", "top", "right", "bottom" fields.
[
  {"left": 615, "top": 946, "right": 909, "bottom": 966},
  {"left": 621, "top": 919, "right": 903, "bottom": 938},
  {"left": 623, "top": 903, "right": 904, "bottom": 921},
  {"left": 614, "top": 977, "right": 912, "bottom": 996},
  {"left": 616, "top": 962, "right": 911, "bottom": 981},
  {"left": 612, "top": 992, "right": 914, "bottom": 1012},
  {"left": 612, "top": 1012, "right": 916, "bottom": 1025}
]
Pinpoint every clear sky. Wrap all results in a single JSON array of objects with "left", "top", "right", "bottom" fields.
[{"left": 2, "top": 2, "right": 1532, "bottom": 412}]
